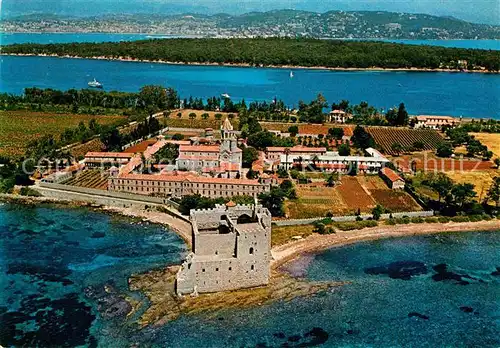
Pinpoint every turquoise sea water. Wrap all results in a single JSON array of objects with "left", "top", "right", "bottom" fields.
[
  {"left": 1, "top": 203, "right": 499, "bottom": 347},
  {"left": 1, "top": 33, "right": 498, "bottom": 50},
  {"left": 0, "top": 203, "right": 187, "bottom": 347},
  {"left": 1, "top": 55, "right": 499, "bottom": 119}
]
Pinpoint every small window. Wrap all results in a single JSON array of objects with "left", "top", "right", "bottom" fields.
[
  {"left": 215, "top": 251, "right": 218, "bottom": 255},
  {"left": 249, "top": 247, "right": 254, "bottom": 255},
  {"left": 216, "top": 268, "right": 219, "bottom": 271},
  {"left": 202, "top": 268, "right": 205, "bottom": 272},
  {"left": 251, "top": 265, "right": 255, "bottom": 271},
  {"left": 229, "top": 267, "right": 232, "bottom": 271}
]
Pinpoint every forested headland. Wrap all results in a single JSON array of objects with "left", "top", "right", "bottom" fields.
[{"left": 2, "top": 38, "right": 499, "bottom": 71}]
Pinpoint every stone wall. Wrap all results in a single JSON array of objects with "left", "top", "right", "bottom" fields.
[
  {"left": 36, "top": 183, "right": 190, "bottom": 223},
  {"left": 273, "top": 210, "right": 435, "bottom": 226}
]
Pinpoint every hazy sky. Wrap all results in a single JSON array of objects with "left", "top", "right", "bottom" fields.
[{"left": 2, "top": 0, "right": 499, "bottom": 24}]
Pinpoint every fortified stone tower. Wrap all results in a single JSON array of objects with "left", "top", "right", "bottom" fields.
[{"left": 175, "top": 202, "right": 272, "bottom": 295}]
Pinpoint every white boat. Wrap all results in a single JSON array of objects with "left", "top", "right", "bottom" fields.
[
  {"left": 221, "top": 93, "right": 231, "bottom": 99},
  {"left": 88, "top": 78, "right": 103, "bottom": 88},
  {"left": 290, "top": 71, "right": 294, "bottom": 78}
]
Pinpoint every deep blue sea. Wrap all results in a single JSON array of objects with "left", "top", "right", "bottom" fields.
[
  {"left": 1, "top": 203, "right": 499, "bottom": 347},
  {"left": 1, "top": 55, "right": 499, "bottom": 119},
  {"left": 1, "top": 33, "right": 499, "bottom": 50}
]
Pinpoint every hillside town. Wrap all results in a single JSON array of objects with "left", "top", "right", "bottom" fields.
[{"left": 2, "top": 10, "right": 499, "bottom": 39}]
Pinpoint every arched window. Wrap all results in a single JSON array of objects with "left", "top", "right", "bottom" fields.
[
  {"left": 249, "top": 247, "right": 254, "bottom": 255},
  {"left": 251, "top": 265, "right": 255, "bottom": 270}
]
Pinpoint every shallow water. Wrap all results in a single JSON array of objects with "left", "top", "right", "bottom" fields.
[
  {"left": 1, "top": 203, "right": 499, "bottom": 347},
  {"left": 0, "top": 203, "right": 187, "bottom": 347},
  {"left": 154, "top": 231, "right": 500, "bottom": 347}
]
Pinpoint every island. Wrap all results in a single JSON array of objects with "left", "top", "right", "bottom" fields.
[{"left": 2, "top": 38, "right": 500, "bottom": 72}]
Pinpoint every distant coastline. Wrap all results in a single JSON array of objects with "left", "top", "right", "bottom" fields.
[{"left": 2, "top": 53, "right": 498, "bottom": 74}]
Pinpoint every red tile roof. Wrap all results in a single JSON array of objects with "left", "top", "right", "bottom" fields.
[
  {"left": 267, "top": 146, "right": 327, "bottom": 153},
  {"left": 179, "top": 145, "right": 220, "bottom": 153},
  {"left": 177, "top": 155, "right": 219, "bottom": 161},
  {"left": 85, "top": 152, "right": 134, "bottom": 158},
  {"left": 381, "top": 167, "right": 403, "bottom": 182}
]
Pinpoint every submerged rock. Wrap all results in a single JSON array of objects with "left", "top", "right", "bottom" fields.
[
  {"left": 491, "top": 267, "right": 500, "bottom": 276},
  {"left": 460, "top": 306, "right": 474, "bottom": 313},
  {"left": 0, "top": 293, "right": 95, "bottom": 347},
  {"left": 7, "top": 263, "right": 73, "bottom": 285},
  {"left": 431, "top": 264, "right": 477, "bottom": 285},
  {"left": 364, "top": 261, "right": 428, "bottom": 280},
  {"left": 84, "top": 283, "right": 132, "bottom": 319},
  {"left": 91, "top": 232, "right": 106, "bottom": 239},
  {"left": 408, "top": 312, "right": 429, "bottom": 320}
]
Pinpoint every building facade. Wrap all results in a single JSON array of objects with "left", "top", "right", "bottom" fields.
[
  {"left": 380, "top": 167, "right": 405, "bottom": 189},
  {"left": 84, "top": 152, "right": 134, "bottom": 168},
  {"left": 414, "top": 115, "right": 460, "bottom": 129},
  {"left": 328, "top": 110, "right": 350, "bottom": 123},
  {"left": 279, "top": 147, "right": 390, "bottom": 173},
  {"left": 176, "top": 118, "right": 242, "bottom": 178},
  {"left": 176, "top": 203, "right": 272, "bottom": 295},
  {"left": 108, "top": 172, "right": 270, "bottom": 199}
]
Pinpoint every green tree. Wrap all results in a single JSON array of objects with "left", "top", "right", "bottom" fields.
[
  {"left": 412, "top": 141, "right": 425, "bottom": 151},
  {"left": 391, "top": 142, "right": 404, "bottom": 155},
  {"left": 436, "top": 143, "right": 453, "bottom": 158},
  {"left": 450, "top": 183, "right": 477, "bottom": 208},
  {"left": 429, "top": 173, "right": 454, "bottom": 203},
  {"left": 288, "top": 125, "right": 299, "bottom": 137},
  {"left": 201, "top": 113, "right": 209, "bottom": 120},
  {"left": 494, "top": 158, "right": 500, "bottom": 169},
  {"left": 385, "top": 108, "right": 398, "bottom": 126},
  {"left": 247, "top": 131, "right": 275, "bottom": 150},
  {"left": 372, "top": 204, "right": 384, "bottom": 220},
  {"left": 325, "top": 172, "right": 339, "bottom": 187},
  {"left": 486, "top": 177, "right": 500, "bottom": 207},
  {"left": 172, "top": 133, "right": 184, "bottom": 140},
  {"left": 242, "top": 147, "right": 259, "bottom": 168},
  {"left": 396, "top": 103, "right": 409, "bottom": 126},
  {"left": 258, "top": 188, "right": 286, "bottom": 217},
  {"left": 338, "top": 143, "right": 351, "bottom": 156},
  {"left": 352, "top": 126, "right": 375, "bottom": 149},
  {"left": 328, "top": 127, "right": 344, "bottom": 140}
]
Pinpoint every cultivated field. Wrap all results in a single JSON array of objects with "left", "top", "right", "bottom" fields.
[
  {"left": 446, "top": 170, "right": 498, "bottom": 202},
  {"left": 470, "top": 133, "right": 500, "bottom": 158},
  {"left": 165, "top": 109, "right": 239, "bottom": 129},
  {"left": 0, "top": 111, "right": 125, "bottom": 158},
  {"left": 285, "top": 176, "right": 421, "bottom": 219},
  {"left": 367, "top": 127, "right": 444, "bottom": 155},
  {"left": 63, "top": 170, "right": 109, "bottom": 190},
  {"left": 396, "top": 154, "right": 494, "bottom": 172},
  {"left": 261, "top": 122, "right": 353, "bottom": 136}
]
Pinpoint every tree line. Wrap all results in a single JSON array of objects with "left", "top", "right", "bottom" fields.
[{"left": 3, "top": 38, "right": 500, "bottom": 71}]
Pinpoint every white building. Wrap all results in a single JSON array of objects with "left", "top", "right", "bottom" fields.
[{"left": 279, "top": 147, "right": 390, "bottom": 173}]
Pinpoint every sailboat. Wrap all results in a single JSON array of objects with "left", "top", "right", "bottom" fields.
[
  {"left": 221, "top": 93, "right": 231, "bottom": 99},
  {"left": 290, "top": 71, "right": 294, "bottom": 78},
  {"left": 88, "top": 78, "right": 103, "bottom": 89}
]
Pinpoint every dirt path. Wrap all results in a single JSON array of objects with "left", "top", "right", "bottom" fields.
[{"left": 271, "top": 220, "right": 499, "bottom": 268}]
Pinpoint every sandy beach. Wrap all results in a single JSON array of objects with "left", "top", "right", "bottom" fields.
[
  {"left": 2, "top": 53, "right": 497, "bottom": 74},
  {"left": 271, "top": 220, "right": 500, "bottom": 269}
]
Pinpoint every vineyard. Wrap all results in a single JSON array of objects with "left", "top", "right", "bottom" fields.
[
  {"left": 63, "top": 170, "right": 109, "bottom": 190},
  {"left": 370, "top": 190, "right": 422, "bottom": 212},
  {"left": 286, "top": 176, "right": 424, "bottom": 219},
  {"left": 0, "top": 110, "right": 125, "bottom": 159},
  {"left": 366, "top": 127, "right": 444, "bottom": 155}
]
